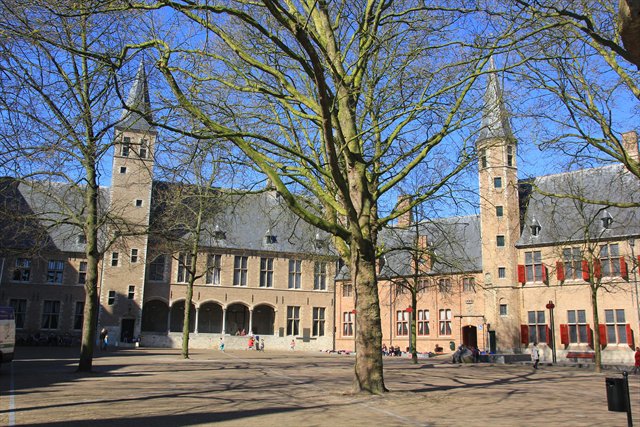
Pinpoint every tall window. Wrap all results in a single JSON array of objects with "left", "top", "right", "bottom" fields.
[
  {"left": 342, "top": 283, "right": 353, "bottom": 297},
  {"left": 41, "top": 300, "right": 60, "bottom": 329},
  {"left": 496, "top": 235, "right": 505, "bottom": 247},
  {"left": 437, "top": 278, "right": 451, "bottom": 293},
  {"left": 417, "top": 279, "right": 429, "bottom": 293},
  {"left": 604, "top": 309, "right": 627, "bottom": 344},
  {"left": 288, "top": 259, "right": 301, "bottom": 289},
  {"left": 600, "top": 243, "right": 621, "bottom": 277},
  {"left": 107, "top": 291, "right": 116, "bottom": 306},
  {"left": 499, "top": 304, "right": 508, "bottom": 316},
  {"left": 567, "top": 309, "right": 588, "bottom": 343},
  {"left": 524, "top": 251, "right": 543, "bottom": 282},
  {"left": 130, "top": 248, "right": 139, "bottom": 263},
  {"left": 47, "top": 260, "right": 64, "bottom": 284},
  {"left": 439, "top": 309, "right": 452, "bottom": 336},
  {"left": 395, "top": 284, "right": 406, "bottom": 296},
  {"left": 286, "top": 306, "right": 300, "bottom": 335},
  {"left": 149, "top": 255, "right": 166, "bottom": 282},
  {"left": 111, "top": 252, "right": 119, "bottom": 267},
  {"left": 498, "top": 267, "right": 506, "bottom": 279},
  {"left": 74, "top": 301, "right": 84, "bottom": 330},
  {"left": 206, "top": 254, "right": 221, "bottom": 285},
  {"left": 177, "top": 253, "right": 193, "bottom": 283},
  {"left": 121, "top": 136, "right": 131, "bottom": 156},
  {"left": 396, "top": 311, "right": 409, "bottom": 336},
  {"left": 233, "top": 256, "right": 248, "bottom": 286},
  {"left": 313, "top": 307, "right": 325, "bottom": 336},
  {"left": 496, "top": 206, "right": 503, "bottom": 217},
  {"left": 507, "top": 145, "right": 514, "bottom": 167},
  {"left": 417, "top": 310, "right": 430, "bottom": 335},
  {"left": 343, "top": 312, "right": 354, "bottom": 336},
  {"left": 9, "top": 299, "right": 26, "bottom": 329},
  {"left": 527, "top": 310, "right": 547, "bottom": 343},
  {"left": 260, "top": 258, "right": 274, "bottom": 288},
  {"left": 463, "top": 277, "right": 476, "bottom": 292},
  {"left": 128, "top": 285, "right": 135, "bottom": 300},
  {"left": 139, "top": 138, "right": 148, "bottom": 158},
  {"left": 563, "top": 247, "right": 583, "bottom": 280},
  {"left": 78, "top": 261, "right": 87, "bottom": 284},
  {"left": 12, "top": 258, "right": 31, "bottom": 282},
  {"left": 480, "top": 148, "right": 487, "bottom": 168},
  {"left": 314, "top": 262, "right": 327, "bottom": 290}
]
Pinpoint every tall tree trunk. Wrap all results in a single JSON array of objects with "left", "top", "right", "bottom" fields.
[
  {"left": 352, "top": 237, "right": 386, "bottom": 394},
  {"left": 590, "top": 285, "right": 603, "bottom": 373},
  {"left": 411, "top": 288, "right": 418, "bottom": 364},
  {"left": 619, "top": 0, "right": 640, "bottom": 68}
]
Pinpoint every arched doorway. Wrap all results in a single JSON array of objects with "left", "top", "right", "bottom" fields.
[
  {"left": 198, "top": 302, "right": 223, "bottom": 333},
  {"left": 462, "top": 325, "right": 478, "bottom": 348},
  {"left": 141, "top": 300, "right": 169, "bottom": 332},
  {"left": 170, "top": 300, "right": 196, "bottom": 333},
  {"left": 225, "top": 303, "right": 249, "bottom": 335},
  {"left": 252, "top": 304, "right": 275, "bottom": 335}
]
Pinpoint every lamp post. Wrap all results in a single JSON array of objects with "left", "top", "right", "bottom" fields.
[
  {"left": 546, "top": 300, "right": 556, "bottom": 364},
  {"left": 351, "top": 309, "right": 357, "bottom": 353},
  {"left": 406, "top": 306, "right": 413, "bottom": 354}
]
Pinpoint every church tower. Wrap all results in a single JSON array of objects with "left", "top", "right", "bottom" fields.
[
  {"left": 100, "top": 62, "right": 156, "bottom": 343},
  {"left": 477, "top": 59, "right": 522, "bottom": 352}
]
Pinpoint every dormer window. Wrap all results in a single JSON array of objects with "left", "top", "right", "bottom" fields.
[
  {"left": 314, "top": 232, "right": 326, "bottom": 249},
  {"left": 530, "top": 218, "right": 541, "bottom": 237},
  {"left": 122, "top": 137, "right": 131, "bottom": 157},
  {"left": 213, "top": 224, "right": 226, "bottom": 240},
  {"left": 77, "top": 235, "right": 87, "bottom": 244},
  {"left": 601, "top": 210, "right": 613, "bottom": 229},
  {"left": 265, "top": 229, "right": 277, "bottom": 244}
]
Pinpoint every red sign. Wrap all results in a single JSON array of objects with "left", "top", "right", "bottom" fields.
[
  {"left": 351, "top": 309, "right": 357, "bottom": 314},
  {"left": 546, "top": 301, "right": 555, "bottom": 309},
  {"left": 406, "top": 307, "right": 413, "bottom": 313}
]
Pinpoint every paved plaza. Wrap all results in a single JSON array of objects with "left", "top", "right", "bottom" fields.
[{"left": 0, "top": 347, "right": 638, "bottom": 426}]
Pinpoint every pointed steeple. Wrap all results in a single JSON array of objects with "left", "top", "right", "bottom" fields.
[
  {"left": 117, "top": 61, "right": 155, "bottom": 132},
  {"left": 478, "top": 57, "right": 513, "bottom": 143}
]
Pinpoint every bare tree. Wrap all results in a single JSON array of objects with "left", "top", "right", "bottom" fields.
[{"left": 0, "top": 1, "right": 141, "bottom": 371}]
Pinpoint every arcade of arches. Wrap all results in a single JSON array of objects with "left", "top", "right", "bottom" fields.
[{"left": 141, "top": 300, "right": 275, "bottom": 335}]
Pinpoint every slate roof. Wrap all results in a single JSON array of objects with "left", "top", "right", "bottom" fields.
[
  {"left": 517, "top": 164, "right": 640, "bottom": 247},
  {"left": 477, "top": 57, "right": 514, "bottom": 143},
  {"left": 117, "top": 61, "right": 156, "bottom": 133},
  {"left": 0, "top": 178, "right": 110, "bottom": 254}
]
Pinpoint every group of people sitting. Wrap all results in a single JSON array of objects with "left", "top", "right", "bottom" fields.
[{"left": 381, "top": 344, "right": 403, "bottom": 356}]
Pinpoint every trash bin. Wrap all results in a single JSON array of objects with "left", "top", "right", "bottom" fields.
[
  {"left": 605, "top": 377, "right": 627, "bottom": 412},
  {"left": 449, "top": 341, "right": 455, "bottom": 351}
]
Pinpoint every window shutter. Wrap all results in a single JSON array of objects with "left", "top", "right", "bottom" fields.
[
  {"left": 546, "top": 326, "right": 552, "bottom": 344},
  {"left": 520, "top": 324, "right": 529, "bottom": 344},
  {"left": 556, "top": 261, "right": 565, "bottom": 282},
  {"left": 599, "top": 324, "right": 607, "bottom": 348},
  {"left": 593, "top": 259, "right": 602, "bottom": 279},
  {"left": 587, "top": 324, "right": 593, "bottom": 348},
  {"left": 559, "top": 324, "right": 569, "bottom": 345},
  {"left": 625, "top": 324, "right": 633, "bottom": 348},
  {"left": 581, "top": 260, "right": 590, "bottom": 281},
  {"left": 620, "top": 257, "right": 628, "bottom": 281},
  {"left": 517, "top": 264, "right": 526, "bottom": 284},
  {"left": 542, "top": 264, "right": 549, "bottom": 285}
]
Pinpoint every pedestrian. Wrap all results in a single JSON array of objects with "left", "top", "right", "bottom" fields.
[
  {"left": 259, "top": 339, "right": 265, "bottom": 352},
  {"left": 99, "top": 328, "right": 107, "bottom": 350},
  {"left": 633, "top": 346, "right": 640, "bottom": 374},
  {"left": 248, "top": 336, "right": 255, "bottom": 350},
  {"left": 531, "top": 342, "right": 540, "bottom": 369},
  {"left": 290, "top": 339, "right": 295, "bottom": 351},
  {"left": 218, "top": 338, "right": 225, "bottom": 352}
]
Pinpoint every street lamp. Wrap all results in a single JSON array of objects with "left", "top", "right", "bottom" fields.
[
  {"left": 406, "top": 306, "right": 413, "bottom": 354},
  {"left": 546, "top": 300, "right": 556, "bottom": 364}
]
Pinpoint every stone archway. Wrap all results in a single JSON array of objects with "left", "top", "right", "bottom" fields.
[
  {"left": 252, "top": 304, "right": 275, "bottom": 335},
  {"left": 198, "top": 302, "right": 223, "bottom": 333},
  {"left": 141, "top": 300, "right": 169, "bottom": 332},
  {"left": 170, "top": 300, "right": 195, "bottom": 333},
  {"left": 225, "top": 303, "right": 249, "bottom": 335}
]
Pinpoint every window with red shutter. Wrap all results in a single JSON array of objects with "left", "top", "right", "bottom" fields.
[
  {"left": 620, "top": 257, "right": 628, "bottom": 281},
  {"left": 559, "top": 324, "right": 569, "bottom": 345},
  {"left": 625, "top": 324, "right": 633, "bottom": 348},
  {"left": 542, "top": 265, "right": 548, "bottom": 284},
  {"left": 517, "top": 264, "right": 525, "bottom": 284},
  {"left": 520, "top": 324, "right": 529, "bottom": 344},
  {"left": 546, "top": 326, "right": 552, "bottom": 344},
  {"left": 593, "top": 259, "right": 602, "bottom": 279},
  {"left": 556, "top": 261, "right": 565, "bottom": 281},
  {"left": 582, "top": 260, "right": 590, "bottom": 281},
  {"left": 598, "top": 324, "right": 607, "bottom": 348}
]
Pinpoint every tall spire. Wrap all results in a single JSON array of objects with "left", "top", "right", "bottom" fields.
[
  {"left": 118, "top": 60, "right": 155, "bottom": 132},
  {"left": 478, "top": 57, "right": 513, "bottom": 143}
]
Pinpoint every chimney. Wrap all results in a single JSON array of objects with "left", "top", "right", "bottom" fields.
[
  {"left": 397, "top": 195, "right": 413, "bottom": 228},
  {"left": 622, "top": 131, "right": 639, "bottom": 162}
]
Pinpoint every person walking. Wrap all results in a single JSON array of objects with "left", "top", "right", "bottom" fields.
[
  {"left": 531, "top": 342, "right": 540, "bottom": 369},
  {"left": 99, "top": 328, "right": 107, "bottom": 350},
  {"left": 633, "top": 346, "right": 640, "bottom": 374},
  {"left": 218, "top": 338, "right": 225, "bottom": 352},
  {"left": 290, "top": 339, "right": 295, "bottom": 351}
]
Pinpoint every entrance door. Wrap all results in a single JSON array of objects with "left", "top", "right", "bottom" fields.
[
  {"left": 462, "top": 325, "right": 478, "bottom": 348},
  {"left": 488, "top": 330, "right": 497, "bottom": 354},
  {"left": 121, "top": 318, "right": 135, "bottom": 343}
]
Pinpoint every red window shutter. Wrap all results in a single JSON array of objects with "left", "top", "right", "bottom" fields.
[
  {"left": 542, "top": 264, "right": 548, "bottom": 284},
  {"left": 546, "top": 325, "right": 552, "bottom": 344},
  {"left": 626, "top": 324, "right": 634, "bottom": 349},
  {"left": 620, "top": 257, "right": 629, "bottom": 281},
  {"left": 582, "top": 260, "right": 590, "bottom": 281},
  {"left": 517, "top": 264, "right": 526, "bottom": 284},
  {"left": 556, "top": 261, "right": 565, "bottom": 282},
  {"left": 520, "top": 324, "right": 529, "bottom": 344},
  {"left": 599, "top": 324, "right": 607, "bottom": 348},
  {"left": 587, "top": 324, "right": 593, "bottom": 348},
  {"left": 559, "top": 324, "right": 569, "bottom": 345},
  {"left": 593, "top": 259, "right": 602, "bottom": 279}
]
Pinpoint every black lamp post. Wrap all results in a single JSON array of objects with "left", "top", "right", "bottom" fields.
[{"left": 546, "top": 300, "right": 556, "bottom": 364}]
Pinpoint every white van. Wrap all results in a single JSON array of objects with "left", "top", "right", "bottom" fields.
[{"left": 0, "top": 306, "right": 15, "bottom": 364}]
